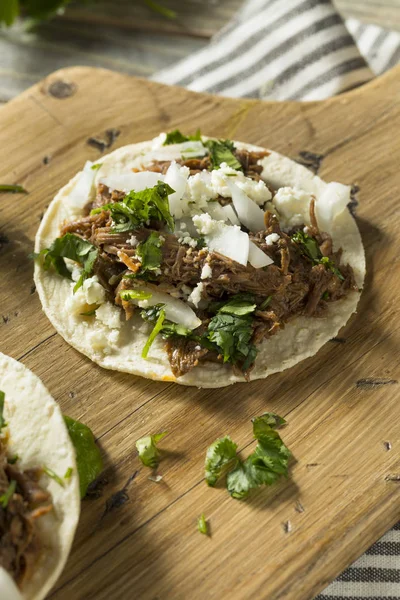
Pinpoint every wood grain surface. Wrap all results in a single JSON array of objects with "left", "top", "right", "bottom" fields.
[{"left": 0, "top": 66, "right": 399, "bottom": 600}]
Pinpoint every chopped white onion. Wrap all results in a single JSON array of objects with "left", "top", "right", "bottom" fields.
[
  {"left": 164, "top": 162, "right": 189, "bottom": 218},
  {"left": 316, "top": 182, "right": 350, "bottom": 231},
  {"left": 99, "top": 171, "right": 163, "bottom": 193},
  {"left": 68, "top": 161, "right": 97, "bottom": 209},
  {"left": 248, "top": 241, "right": 274, "bottom": 268},
  {"left": 193, "top": 214, "right": 249, "bottom": 266},
  {"left": 142, "top": 141, "right": 207, "bottom": 163},
  {"left": 228, "top": 181, "right": 265, "bottom": 233},
  {"left": 132, "top": 285, "right": 201, "bottom": 330},
  {"left": 220, "top": 203, "right": 241, "bottom": 226}
]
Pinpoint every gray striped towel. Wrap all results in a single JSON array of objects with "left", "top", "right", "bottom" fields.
[{"left": 153, "top": 1, "right": 400, "bottom": 597}]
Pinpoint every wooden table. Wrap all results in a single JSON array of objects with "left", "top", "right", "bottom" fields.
[{"left": 1, "top": 0, "right": 399, "bottom": 105}]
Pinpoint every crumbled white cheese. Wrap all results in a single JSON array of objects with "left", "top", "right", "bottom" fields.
[
  {"left": 95, "top": 302, "right": 122, "bottom": 329},
  {"left": 200, "top": 263, "right": 212, "bottom": 280},
  {"left": 211, "top": 163, "right": 272, "bottom": 206},
  {"left": 151, "top": 132, "right": 167, "bottom": 148},
  {"left": 188, "top": 282, "right": 204, "bottom": 308},
  {"left": 265, "top": 233, "right": 280, "bottom": 245},
  {"left": 185, "top": 172, "right": 217, "bottom": 212},
  {"left": 86, "top": 330, "right": 109, "bottom": 352},
  {"left": 82, "top": 276, "right": 106, "bottom": 305},
  {"left": 192, "top": 213, "right": 219, "bottom": 236},
  {"left": 65, "top": 288, "right": 88, "bottom": 316},
  {"left": 273, "top": 186, "right": 313, "bottom": 228},
  {"left": 127, "top": 235, "right": 138, "bottom": 247},
  {"left": 176, "top": 229, "right": 198, "bottom": 248}
]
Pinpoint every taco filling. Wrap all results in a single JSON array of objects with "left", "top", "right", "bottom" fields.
[
  {"left": 35, "top": 132, "right": 360, "bottom": 382},
  {"left": 0, "top": 435, "right": 53, "bottom": 587}
]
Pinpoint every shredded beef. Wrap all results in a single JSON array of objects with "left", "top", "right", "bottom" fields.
[
  {"left": 0, "top": 442, "right": 52, "bottom": 586},
  {"left": 58, "top": 161, "right": 358, "bottom": 379}
]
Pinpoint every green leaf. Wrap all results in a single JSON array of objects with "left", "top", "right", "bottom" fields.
[
  {"left": 0, "top": 390, "right": 6, "bottom": 431},
  {"left": 204, "top": 413, "right": 291, "bottom": 500},
  {"left": 205, "top": 139, "right": 242, "bottom": 171},
  {"left": 163, "top": 129, "right": 202, "bottom": 145},
  {"left": 218, "top": 293, "right": 257, "bottom": 316},
  {"left": 7, "top": 455, "right": 19, "bottom": 465},
  {"left": 35, "top": 233, "right": 98, "bottom": 289},
  {"left": 207, "top": 312, "right": 257, "bottom": 369},
  {"left": 136, "top": 431, "right": 167, "bottom": 468},
  {"left": 197, "top": 513, "right": 209, "bottom": 535},
  {"left": 0, "top": 183, "right": 27, "bottom": 193},
  {"left": 94, "top": 181, "right": 175, "bottom": 232},
  {"left": 291, "top": 230, "right": 345, "bottom": 281},
  {"left": 91, "top": 163, "right": 102, "bottom": 170},
  {"left": 64, "top": 467, "right": 73, "bottom": 479},
  {"left": 64, "top": 416, "right": 103, "bottom": 499},
  {"left": 120, "top": 289, "right": 153, "bottom": 302},
  {"left": 142, "top": 308, "right": 166, "bottom": 358},
  {"left": 252, "top": 413, "right": 287, "bottom": 439},
  {"left": 0, "top": 0, "right": 19, "bottom": 27},
  {"left": 226, "top": 461, "right": 254, "bottom": 500},
  {"left": 144, "top": 0, "right": 176, "bottom": 19},
  {"left": 43, "top": 466, "right": 65, "bottom": 487},
  {"left": 0, "top": 480, "right": 16, "bottom": 508},
  {"left": 204, "top": 436, "right": 238, "bottom": 487},
  {"left": 136, "top": 232, "right": 164, "bottom": 274}
]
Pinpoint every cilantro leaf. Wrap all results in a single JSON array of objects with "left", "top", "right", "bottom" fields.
[
  {"left": 218, "top": 293, "right": 257, "bottom": 316},
  {"left": 140, "top": 304, "right": 193, "bottom": 343},
  {"left": 35, "top": 233, "right": 98, "bottom": 291},
  {"left": 204, "top": 436, "right": 238, "bottom": 486},
  {"left": 197, "top": 513, "right": 209, "bottom": 535},
  {"left": 136, "top": 431, "right": 167, "bottom": 468},
  {"left": 136, "top": 232, "right": 164, "bottom": 274},
  {"left": 204, "top": 413, "right": 291, "bottom": 500},
  {"left": 119, "top": 289, "right": 153, "bottom": 302},
  {"left": 0, "top": 183, "right": 27, "bottom": 193},
  {"left": 0, "top": 480, "right": 16, "bottom": 508},
  {"left": 208, "top": 313, "right": 257, "bottom": 368},
  {"left": 291, "top": 230, "right": 345, "bottom": 281},
  {"left": 64, "top": 416, "right": 104, "bottom": 498},
  {"left": 205, "top": 139, "right": 242, "bottom": 171},
  {"left": 0, "top": 390, "right": 6, "bottom": 431},
  {"left": 163, "top": 129, "right": 202, "bottom": 145},
  {"left": 93, "top": 181, "right": 174, "bottom": 232}
]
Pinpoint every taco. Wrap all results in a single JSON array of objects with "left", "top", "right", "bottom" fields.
[
  {"left": 34, "top": 131, "right": 365, "bottom": 387},
  {"left": 0, "top": 352, "right": 80, "bottom": 599}
]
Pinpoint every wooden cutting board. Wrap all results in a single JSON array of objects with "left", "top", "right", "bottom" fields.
[{"left": 0, "top": 66, "right": 399, "bottom": 600}]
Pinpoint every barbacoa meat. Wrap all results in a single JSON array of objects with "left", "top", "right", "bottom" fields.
[{"left": 0, "top": 441, "right": 52, "bottom": 586}]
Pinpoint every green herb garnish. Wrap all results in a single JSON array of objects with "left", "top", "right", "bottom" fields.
[
  {"left": 291, "top": 230, "right": 345, "bottom": 281},
  {"left": 163, "top": 129, "right": 202, "bottom": 145},
  {"left": 136, "top": 432, "right": 168, "bottom": 468},
  {"left": 144, "top": 0, "right": 176, "bottom": 19},
  {"left": 136, "top": 232, "right": 164, "bottom": 274},
  {"left": 0, "top": 480, "right": 16, "bottom": 508},
  {"left": 43, "top": 466, "right": 65, "bottom": 487},
  {"left": 204, "top": 139, "right": 242, "bottom": 171},
  {"left": 204, "top": 413, "right": 291, "bottom": 500},
  {"left": 34, "top": 233, "right": 98, "bottom": 292},
  {"left": 207, "top": 296, "right": 257, "bottom": 371},
  {"left": 91, "top": 163, "right": 102, "bottom": 170},
  {"left": 0, "top": 391, "right": 6, "bottom": 431},
  {"left": 64, "top": 416, "right": 103, "bottom": 498},
  {"left": 142, "top": 309, "right": 166, "bottom": 358},
  {"left": 0, "top": 184, "right": 27, "bottom": 194},
  {"left": 7, "top": 455, "right": 19, "bottom": 465},
  {"left": 205, "top": 436, "right": 238, "bottom": 487},
  {"left": 259, "top": 295, "right": 272, "bottom": 310},
  {"left": 120, "top": 289, "right": 153, "bottom": 302},
  {"left": 64, "top": 467, "right": 73, "bottom": 479},
  {"left": 92, "top": 181, "right": 174, "bottom": 232},
  {"left": 197, "top": 513, "right": 209, "bottom": 535}
]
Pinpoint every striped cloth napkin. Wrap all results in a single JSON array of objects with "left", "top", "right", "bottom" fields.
[{"left": 153, "top": 1, "right": 400, "bottom": 598}]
